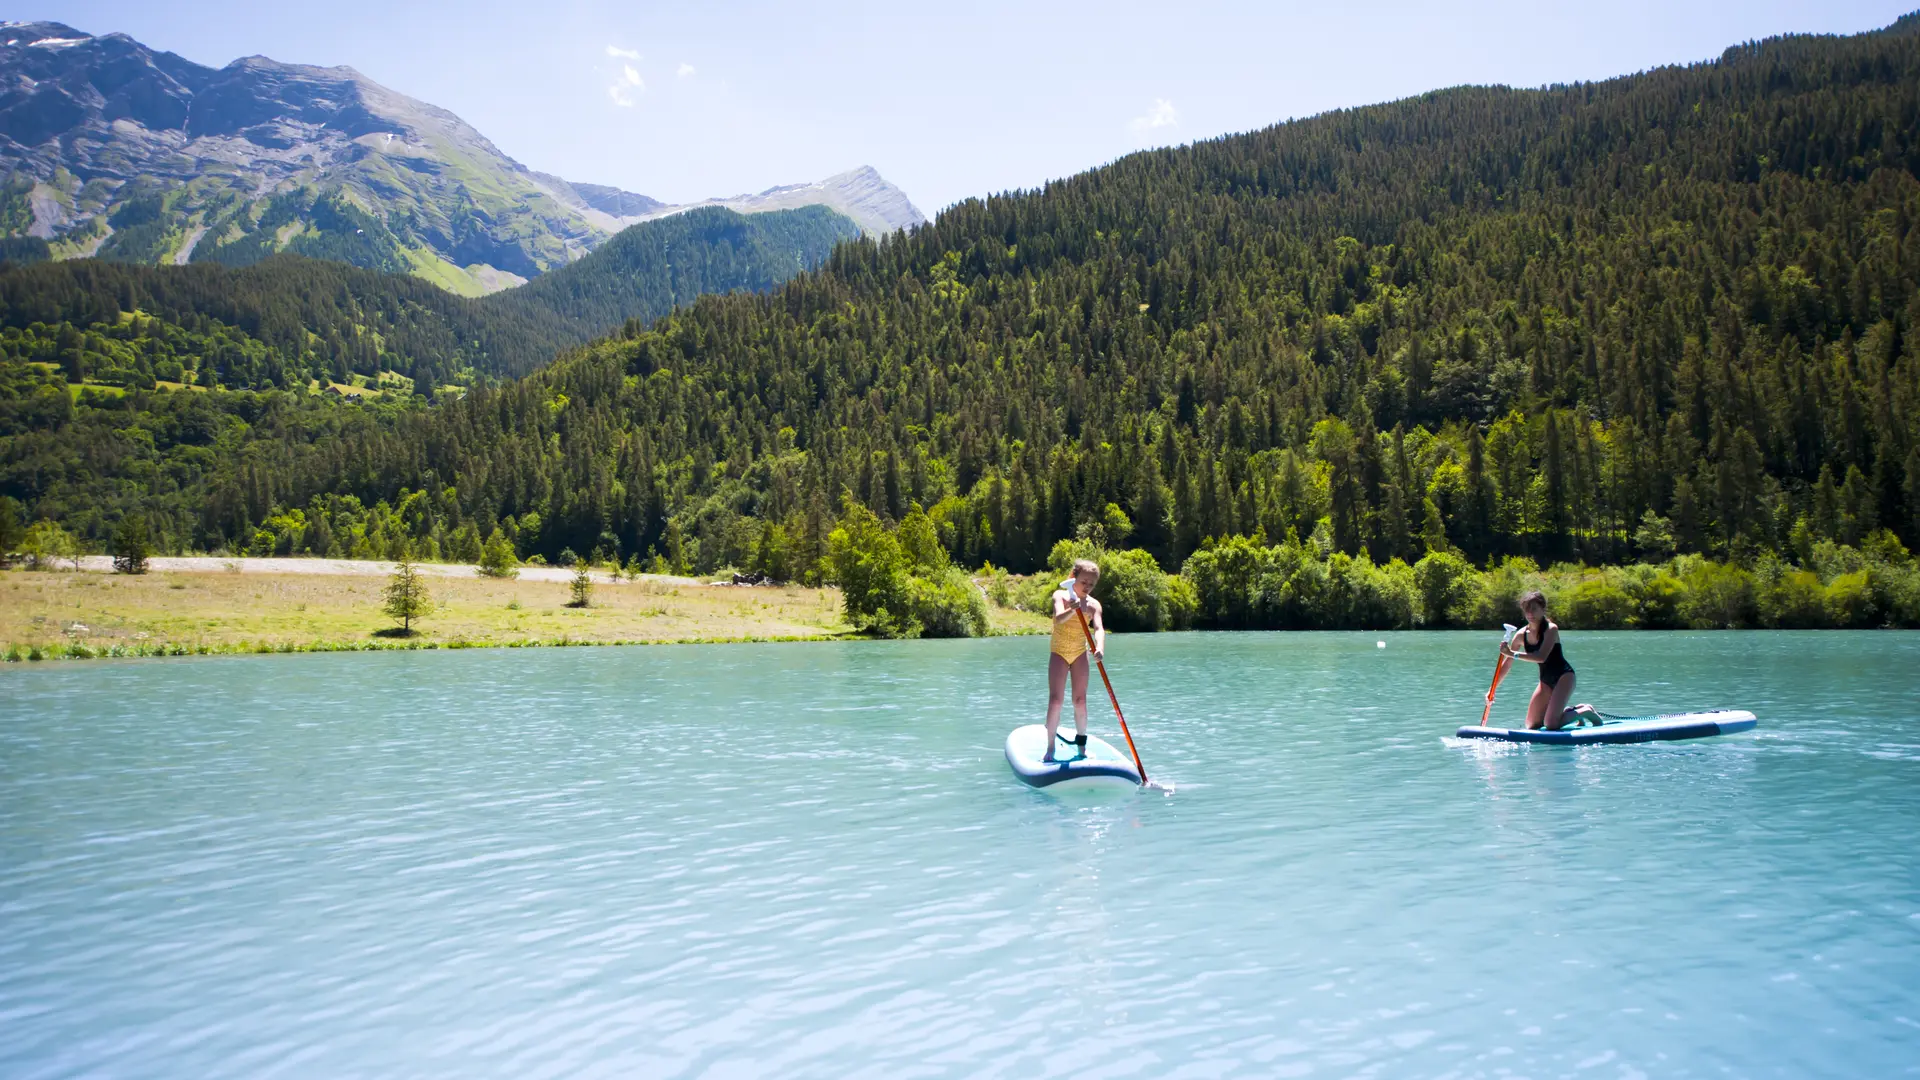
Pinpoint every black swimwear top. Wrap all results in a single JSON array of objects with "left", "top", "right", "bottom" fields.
[{"left": 1521, "top": 624, "right": 1573, "bottom": 683}]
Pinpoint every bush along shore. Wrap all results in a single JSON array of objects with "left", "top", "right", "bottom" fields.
[{"left": 973, "top": 529, "right": 1920, "bottom": 633}]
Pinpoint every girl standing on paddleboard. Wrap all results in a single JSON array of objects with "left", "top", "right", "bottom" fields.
[
  {"left": 1043, "top": 559, "right": 1106, "bottom": 762},
  {"left": 1501, "top": 589, "right": 1577, "bottom": 730}
]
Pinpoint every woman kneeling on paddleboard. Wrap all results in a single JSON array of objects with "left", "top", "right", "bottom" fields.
[
  {"left": 1044, "top": 559, "right": 1106, "bottom": 763},
  {"left": 1502, "top": 590, "right": 1577, "bottom": 730}
]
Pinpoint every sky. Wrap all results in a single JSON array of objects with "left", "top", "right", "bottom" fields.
[{"left": 16, "top": 1, "right": 1918, "bottom": 215}]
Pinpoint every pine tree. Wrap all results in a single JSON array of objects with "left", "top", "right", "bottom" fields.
[
  {"left": 382, "top": 553, "right": 435, "bottom": 635},
  {"left": 111, "top": 515, "right": 151, "bottom": 575},
  {"left": 477, "top": 528, "right": 519, "bottom": 578},
  {"left": 568, "top": 563, "right": 594, "bottom": 608}
]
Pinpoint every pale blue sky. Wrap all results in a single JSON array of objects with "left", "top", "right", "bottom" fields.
[{"left": 17, "top": 1, "right": 1918, "bottom": 213}]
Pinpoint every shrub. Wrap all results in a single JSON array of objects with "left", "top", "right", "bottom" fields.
[
  {"left": 1825, "top": 570, "right": 1877, "bottom": 628},
  {"left": 1413, "top": 550, "right": 1476, "bottom": 627},
  {"left": 567, "top": 564, "right": 594, "bottom": 608},
  {"left": 1180, "top": 536, "right": 1268, "bottom": 629},
  {"left": 1561, "top": 574, "right": 1635, "bottom": 629},
  {"left": 1680, "top": 562, "right": 1756, "bottom": 629},
  {"left": 1249, "top": 540, "right": 1331, "bottom": 629},
  {"left": 1327, "top": 552, "right": 1416, "bottom": 630},
  {"left": 1629, "top": 571, "right": 1687, "bottom": 629},
  {"left": 21, "top": 520, "right": 80, "bottom": 571},
  {"left": 1097, "top": 547, "right": 1193, "bottom": 631},
  {"left": 1875, "top": 563, "right": 1920, "bottom": 627},
  {"left": 1759, "top": 569, "right": 1829, "bottom": 628},
  {"left": 906, "top": 566, "right": 989, "bottom": 637},
  {"left": 1469, "top": 556, "right": 1542, "bottom": 628},
  {"left": 1808, "top": 540, "right": 1865, "bottom": 583},
  {"left": 825, "top": 502, "right": 920, "bottom": 638},
  {"left": 978, "top": 563, "right": 1019, "bottom": 607}
]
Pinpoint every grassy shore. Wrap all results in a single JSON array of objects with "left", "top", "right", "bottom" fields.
[{"left": 1, "top": 568, "right": 1051, "bottom": 661}]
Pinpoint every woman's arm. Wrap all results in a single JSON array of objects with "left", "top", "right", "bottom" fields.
[
  {"left": 1090, "top": 601, "right": 1106, "bottom": 657},
  {"left": 1504, "top": 631, "right": 1545, "bottom": 662}
]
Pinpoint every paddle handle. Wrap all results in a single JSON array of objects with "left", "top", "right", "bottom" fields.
[
  {"left": 1075, "top": 607, "right": 1147, "bottom": 784},
  {"left": 1479, "top": 651, "right": 1512, "bottom": 726}
]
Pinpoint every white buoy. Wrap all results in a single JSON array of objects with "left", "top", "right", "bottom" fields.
[{"left": 1377, "top": 641, "right": 1386, "bottom": 648}]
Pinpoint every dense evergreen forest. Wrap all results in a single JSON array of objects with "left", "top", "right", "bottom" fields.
[
  {"left": 0, "top": 205, "right": 858, "bottom": 390},
  {"left": 7, "top": 17, "right": 1920, "bottom": 631}
]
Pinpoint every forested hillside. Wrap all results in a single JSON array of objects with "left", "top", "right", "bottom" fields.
[
  {"left": 485, "top": 205, "right": 860, "bottom": 343},
  {"left": 0, "top": 205, "right": 860, "bottom": 390},
  {"left": 7, "top": 16, "right": 1920, "bottom": 629}
]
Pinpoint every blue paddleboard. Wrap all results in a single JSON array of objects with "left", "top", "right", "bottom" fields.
[
  {"left": 1456, "top": 709, "right": 1757, "bottom": 745},
  {"left": 1004, "top": 724, "right": 1142, "bottom": 788}
]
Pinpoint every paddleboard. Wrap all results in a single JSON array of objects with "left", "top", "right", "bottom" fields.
[
  {"left": 1456, "top": 709, "right": 1757, "bottom": 745},
  {"left": 1004, "top": 724, "right": 1142, "bottom": 788}
]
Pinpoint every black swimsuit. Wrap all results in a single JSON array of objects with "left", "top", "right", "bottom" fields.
[{"left": 1522, "top": 626, "right": 1573, "bottom": 688}]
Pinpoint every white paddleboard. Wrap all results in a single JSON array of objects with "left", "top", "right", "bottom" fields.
[{"left": 1004, "top": 724, "right": 1142, "bottom": 788}]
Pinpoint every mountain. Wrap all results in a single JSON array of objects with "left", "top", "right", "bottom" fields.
[
  {"left": 0, "top": 22, "right": 924, "bottom": 294},
  {"left": 0, "top": 203, "right": 861, "bottom": 391},
  {"left": 538, "top": 166, "right": 925, "bottom": 241},
  {"left": 5, "top": 14, "right": 1919, "bottom": 602}
]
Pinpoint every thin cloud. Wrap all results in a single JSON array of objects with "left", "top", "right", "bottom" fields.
[
  {"left": 676, "top": 62, "right": 695, "bottom": 78},
  {"left": 605, "top": 45, "right": 640, "bottom": 59},
  {"left": 608, "top": 63, "right": 645, "bottom": 107},
  {"left": 1130, "top": 98, "right": 1179, "bottom": 134}
]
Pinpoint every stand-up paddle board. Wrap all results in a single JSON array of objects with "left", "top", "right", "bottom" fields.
[
  {"left": 1456, "top": 709, "right": 1757, "bottom": 745},
  {"left": 1005, "top": 724, "right": 1143, "bottom": 788}
]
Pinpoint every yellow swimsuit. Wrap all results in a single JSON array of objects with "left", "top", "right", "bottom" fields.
[{"left": 1050, "top": 607, "right": 1089, "bottom": 664}]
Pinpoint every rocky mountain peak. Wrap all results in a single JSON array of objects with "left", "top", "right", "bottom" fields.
[{"left": 0, "top": 23, "right": 924, "bottom": 293}]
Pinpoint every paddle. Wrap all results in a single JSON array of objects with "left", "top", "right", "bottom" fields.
[
  {"left": 1071, "top": 601, "right": 1149, "bottom": 785},
  {"left": 1478, "top": 623, "right": 1521, "bottom": 727}
]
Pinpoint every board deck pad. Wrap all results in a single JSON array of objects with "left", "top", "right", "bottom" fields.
[
  {"left": 1456, "top": 709, "right": 1757, "bottom": 745},
  {"left": 1004, "top": 724, "right": 1142, "bottom": 788}
]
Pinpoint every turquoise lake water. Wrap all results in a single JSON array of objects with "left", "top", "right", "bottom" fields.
[{"left": 3, "top": 632, "right": 1917, "bottom": 1077}]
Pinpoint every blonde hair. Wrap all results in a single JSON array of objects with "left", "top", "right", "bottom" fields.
[{"left": 1072, "top": 558, "right": 1100, "bottom": 579}]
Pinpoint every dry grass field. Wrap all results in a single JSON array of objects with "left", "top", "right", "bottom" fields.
[{"left": 1, "top": 567, "right": 1049, "bottom": 660}]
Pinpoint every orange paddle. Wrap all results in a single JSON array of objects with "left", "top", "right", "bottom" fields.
[
  {"left": 1479, "top": 623, "right": 1521, "bottom": 726},
  {"left": 1075, "top": 606, "right": 1148, "bottom": 784}
]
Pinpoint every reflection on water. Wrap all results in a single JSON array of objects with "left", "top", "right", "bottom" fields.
[{"left": 2, "top": 631, "right": 1917, "bottom": 1077}]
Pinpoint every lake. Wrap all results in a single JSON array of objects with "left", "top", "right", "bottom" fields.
[{"left": 3, "top": 632, "right": 1917, "bottom": 1077}]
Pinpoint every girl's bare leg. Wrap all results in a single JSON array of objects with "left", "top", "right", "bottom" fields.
[
  {"left": 1070, "top": 655, "right": 1091, "bottom": 740},
  {"left": 1525, "top": 682, "right": 1551, "bottom": 729},
  {"left": 1542, "top": 673, "right": 1578, "bottom": 731},
  {"left": 1044, "top": 653, "right": 1069, "bottom": 760}
]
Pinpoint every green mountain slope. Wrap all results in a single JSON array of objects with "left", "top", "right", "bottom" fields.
[
  {"left": 486, "top": 205, "right": 861, "bottom": 341},
  {"left": 7, "top": 16, "right": 1920, "bottom": 624},
  {"left": 0, "top": 205, "right": 861, "bottom": 390}
]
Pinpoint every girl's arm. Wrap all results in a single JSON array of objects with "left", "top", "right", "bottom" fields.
[
  {"left": 1504, "top": 632, "right": 1544, "bottom": 662},
  {"left": 1090, "top": 601, "right": 1106, "bottom": 657},
  {"left": 1052, "top": 590, "right": 1078, "bottom": 621}
]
